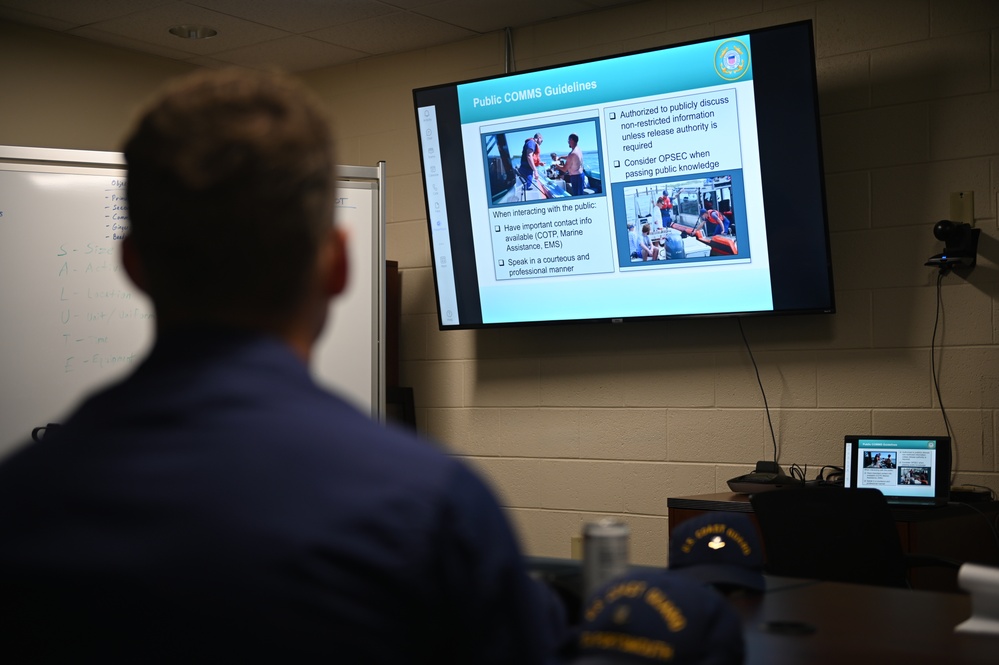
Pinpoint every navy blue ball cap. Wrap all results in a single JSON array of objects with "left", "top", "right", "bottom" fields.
[
  {"left": 574, "top": 568, "right": 744, "bottom": 665},
  {"left": 668, "top": 512, "right": 765, "bottom": 593}
]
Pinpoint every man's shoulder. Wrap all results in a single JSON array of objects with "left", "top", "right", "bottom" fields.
[{"left": 28, "top": 339, "right": 459, "bottom": 475}]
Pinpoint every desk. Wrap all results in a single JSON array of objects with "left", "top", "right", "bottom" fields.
[
  {"left": 527, "top": 557, "right": 999, "bottom": 664},
  {"left": 738, "top": 578, "right": 994, "bottom": 665},
  {"left": 667, "top": 492, "right": 999, "bottom": 591}
]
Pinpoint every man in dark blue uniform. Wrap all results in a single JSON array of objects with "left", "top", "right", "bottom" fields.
[
  {"left": 0, "top": 69, "right": 565, "bottom": 663},
  {"left": 519, "top": 132, "right": 543, "bottom": 191}
]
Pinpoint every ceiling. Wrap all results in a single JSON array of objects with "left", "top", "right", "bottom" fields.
[{"left": 0, "top": 0, "right": 643, "bottom": 72}]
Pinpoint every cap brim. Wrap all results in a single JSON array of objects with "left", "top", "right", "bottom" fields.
[{"left": 672, "top": 564, "right": 765, "bottom": 592}]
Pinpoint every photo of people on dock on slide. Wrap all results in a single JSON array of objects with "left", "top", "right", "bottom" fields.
[
  {"left": 483, "top": 118, "right": 603, "bottom": 205},
  {"left": 622, "top": 174, "right": 738, "bottom": 265}
]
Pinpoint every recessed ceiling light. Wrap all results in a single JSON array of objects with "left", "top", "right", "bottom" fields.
[{"left": 168, "top": 25, "right": 218, "bottom": 40}]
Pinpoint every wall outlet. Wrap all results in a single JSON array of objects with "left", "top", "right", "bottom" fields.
[
  {"left": 570, "top": 535, "right": 583, "bottom": 560},
  {"left": 949, "top": 191, "right": 974, "bottom": 225}
]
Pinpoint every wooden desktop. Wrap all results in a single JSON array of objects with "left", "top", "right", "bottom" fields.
[{"left": 667, "top": 492, "right": 999, "bottom": 592}]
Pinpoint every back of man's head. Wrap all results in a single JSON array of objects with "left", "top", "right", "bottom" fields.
[{"left": 122, "top": 68, "right": 335, "bottom": 326}]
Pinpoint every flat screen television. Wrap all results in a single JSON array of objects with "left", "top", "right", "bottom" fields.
[{"left": 413, "top": 20, "right": 833, "bottom": 329}]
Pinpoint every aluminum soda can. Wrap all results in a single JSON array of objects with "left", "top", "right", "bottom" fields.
[{"left": 582, "top": 517, "right": 630, "bottom": 600}]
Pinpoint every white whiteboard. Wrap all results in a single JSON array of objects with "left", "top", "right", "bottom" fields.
[{"left": 0, "top": 146, "right": 385, "bottom": 459}]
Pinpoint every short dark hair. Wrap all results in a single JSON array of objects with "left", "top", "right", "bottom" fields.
[
  {"left": 123, "top": 68, "right": 335, "bottom": 324},
  {"left": 569, "top": 133, "right": 579, "bottom": 143}
]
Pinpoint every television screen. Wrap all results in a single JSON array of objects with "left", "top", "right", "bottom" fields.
[{"left": 413, "top": 20, "right": 833, "bottom": 329}]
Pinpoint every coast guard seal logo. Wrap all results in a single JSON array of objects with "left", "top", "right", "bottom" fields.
[{"left": 714, "top": 39, "right": 749, "bottom": 81}]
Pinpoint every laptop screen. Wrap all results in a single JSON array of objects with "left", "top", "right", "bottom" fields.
[{"left": 843, "top": 435, "right": 952, "bottom": 506}]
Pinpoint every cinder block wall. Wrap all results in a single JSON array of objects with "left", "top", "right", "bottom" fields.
[
  {"left": 300, "top": 0, "right": 999, "bottom": 565},
  {"left": 1, "top": 0, "right": 997, "bottom": 567}
]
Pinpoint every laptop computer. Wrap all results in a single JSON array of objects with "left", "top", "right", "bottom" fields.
[{"left": 843, "top": 435, "right": 952, "bottom": 507}]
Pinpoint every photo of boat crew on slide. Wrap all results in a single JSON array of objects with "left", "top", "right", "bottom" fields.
[
  {"left": 483, "top": 118, "right": 603, "bottom": 205},
  {"left": 620, "top": 174, "right": 739, "bottom": 266}
]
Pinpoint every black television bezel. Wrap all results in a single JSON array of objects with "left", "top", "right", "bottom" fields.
[{"left": 413, "top": 19, "right": 835, "bottom": 331}]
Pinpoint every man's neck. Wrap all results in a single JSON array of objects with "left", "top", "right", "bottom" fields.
[{"left": 155, "top": 315, "right": 316, "bottom": 364}]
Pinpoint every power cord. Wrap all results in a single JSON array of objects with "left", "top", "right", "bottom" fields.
[
  {"left": 814, "top": 465, "right": 844, "bottom": 484},
  {"left": 947, "top": 501, "right": 999, "bottom": 560},
  {"left": 788, "top": 464, "right": 845, "bottom": 485},
  {"left": 959, "top": 484, "right": 997, "bottom": 501},
  {"left": 930, "top": 269, "right": 957, "bottom": 482},
  {"left": 737, "top": 317, "right": 778, "bottom": 464}
]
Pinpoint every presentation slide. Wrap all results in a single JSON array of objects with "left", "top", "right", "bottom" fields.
[
  {"left": 420, "top": 35, "right": 775, "bottom": 325},
  {"left": 857, "top": 440, "right": 937, "bottom": 498}
]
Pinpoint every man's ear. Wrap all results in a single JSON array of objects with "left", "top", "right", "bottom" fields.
[
  {"left": 121, "top": 235, "right": 149, "bottom": 294},
  {"left": 323, "top": 227, "right": 348, "bottom": 297}
]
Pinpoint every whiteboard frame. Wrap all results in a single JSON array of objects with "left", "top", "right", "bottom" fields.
[
  {"left": 0, "top": 145, "right": 124, "bottom": 167},
  {"left": 0, "top": 146, "right": 386, "bottom": 436},
  {"left": 332, "top": 161, "right": 387, "bottom": 421}
]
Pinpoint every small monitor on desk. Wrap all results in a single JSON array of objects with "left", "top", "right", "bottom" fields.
[{"left": 843, "top": 435, "right": 951, "bottom": 507}]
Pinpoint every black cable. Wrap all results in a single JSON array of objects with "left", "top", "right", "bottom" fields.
[
  {"left": 930, "top": 269, "right": 956, "bottom": 482},
  {"left": 962, "top": 484, "right": 997, "bottom": 501},
  {"left": 948, "top": 501, "right": 999, "bottom": 559},
  {"left": 815, "top": 465, "right": 844, "bottom": 482},
  {"left": 738, "top": 318, "right": 778, "bottom": 464}
]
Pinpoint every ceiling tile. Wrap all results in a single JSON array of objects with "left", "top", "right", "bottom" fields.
[
  {"left": 189, "top": 0, "right": 395, "bottom": 34},
  {"left": 210, "top": 35, "right": 369, "bottom": 71},
  {"left": 0, "top": 0, "right": 165, "bottom": 27},
  {"left": 68, "top": 24, "right": 202, "bottom": 60},
  {"left": 0, "top": 6, "right": 77, "bottom": 31},
  {"left": 417, "top": 0, "right": 595, "bottom": 34},
  {"left": 0, "top": 0, "right": 649, "bottom": 71},
  {"left": 75, "top": 2, "right": 290, "bottom": 55},
  {"left": 379, "top": 0, "right": 450, "bottom": 9},
  {"left": 308, "top": 11, "right": 474, "bottom": 55}
]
